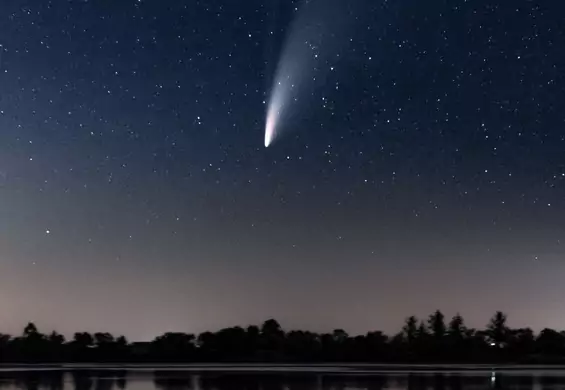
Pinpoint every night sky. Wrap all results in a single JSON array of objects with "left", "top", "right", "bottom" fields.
[{"left": 1, "top": 0, "right": 565, "bottom": 341}]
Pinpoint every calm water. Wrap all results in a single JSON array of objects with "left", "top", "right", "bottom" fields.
[{"left": 1, "top": 367, "right": 565, "bottom": 390}]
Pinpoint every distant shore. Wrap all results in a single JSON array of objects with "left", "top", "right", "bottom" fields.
[{"left": 3, "top": 316, "right": 565, "bottom": 366}]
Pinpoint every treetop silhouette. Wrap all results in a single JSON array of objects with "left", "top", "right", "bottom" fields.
[{"left": 1, "top": 313, "right": 564, "bottom": 363}]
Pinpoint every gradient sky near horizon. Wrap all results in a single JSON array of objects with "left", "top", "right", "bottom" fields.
[{"left": 1, "top": 0, "right": 565, "bottom": 341}]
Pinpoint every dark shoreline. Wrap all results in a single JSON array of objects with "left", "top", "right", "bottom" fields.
[{"left": 3, "top": 363, "right": 565, "bottom": 373}]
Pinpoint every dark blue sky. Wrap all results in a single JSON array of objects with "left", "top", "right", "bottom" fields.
[{"left": 1, "top": 0, "right": 565, "bottom": 340}]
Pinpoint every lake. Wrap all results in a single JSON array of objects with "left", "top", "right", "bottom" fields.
[{"left": 1, "top": 366, "right": 565, "bottom": 390}]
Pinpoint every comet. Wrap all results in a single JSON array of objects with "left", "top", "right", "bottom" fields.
[
  {"left": 265, "top": 77, "right": 290, "bottom": 147},
  {"left": 264, "top": 92, "right": 281, "bottom": 148},
  {"left": 265, "top": 67, "right": 295, "bottom": 148},
  {"left": 264, "top": 0, "right": 360, "bottom": 148}
]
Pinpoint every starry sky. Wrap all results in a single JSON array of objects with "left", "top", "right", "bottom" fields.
[{"left": 1, "top": 0, "right": 565, "bottom": 341}]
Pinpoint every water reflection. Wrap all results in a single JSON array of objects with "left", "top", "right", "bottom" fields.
[
  {"left": 154, "top": 372, "right": 197, "bottom": 390},
  {"left": 151, "top": 372, "right": 565, "bottom": 390},
  {"left": 0, "top": 371, "right": 65, "bottom": 390},
  {"left": 0, "top": 370, "right": 127, "bottom": 390},
  {"left": 1, "top": 370, "right": 565, "bottom": 390}
]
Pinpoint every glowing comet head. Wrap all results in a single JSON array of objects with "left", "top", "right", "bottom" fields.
[
  {"left": 264, "top": 109, "right": 276, "bottom": 148},
  {"left": 264, "top": 91, "right": 284, "bottom": 148}
]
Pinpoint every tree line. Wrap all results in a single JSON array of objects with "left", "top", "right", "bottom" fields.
[{"left": 2, "top": 311, "right": 565, "bottom": 363}]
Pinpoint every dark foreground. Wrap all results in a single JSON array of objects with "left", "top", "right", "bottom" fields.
[{"left": 2, "top": 367, "right": 565, "bottom": 390}]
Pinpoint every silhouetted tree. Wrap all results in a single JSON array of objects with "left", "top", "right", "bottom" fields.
[
  {"left": 365, "top": 331, "right": 388, "bottom": 361},
  {"left": 47, "top": 331, "right": 65, "bottom": 361},
  {"left": 428, "top": 310, "right": 446, "bottom": 340},
  {"left": 69, "top": 332, "right": 94, "bottom": 362},
  {"left": 245, "top": 325, "right": 260, "bottom": 359},
  {"left": 0, "top": 332, "right": 11, "bottom": 363},
  {"left": 286, "top": 330, "right": 319, "bottom": 361},
  {"left": 332, "top": 329, "right": 348, "bottom": 343},
  {"left": 448, "top": 314, "right": 465, "bottom": 339},
  {"left": 487, "top": 311, "right": 509, "bottom": 347},
  {"left": 402, "top": 316, "right": 418, "bottom": 345},
  {"left": 427, "top": 310, "right": 446, "bottom": 360},
  {"left": 261, "top": 319, "right": 283, "bottom": 337},
  {"left": 508, "top": 328, "right": 535, "bottom": 360},
  {"left": 74, "top": 332, "right": 94, "bottom": 347},
  {"left": 116, "top": 335, "right": 128, "bottom": 348},
  {"left": 536, "top": 328, "right": 565, "bottom": 357},
  {"left": 18, "top": 322, "right": 48, "bottom": 362},
  {"left": 415, "top": 321, "right": 430, "bottom": 359},
  {"left": 259, "top": 319, "right": 285, "bottom": 360},
  {"left": 447, "top": 314, "right": 466, "bottom": 360},
  {"left": 152, "top": 332, "right": 195, "bottom": 362},
  {"left": 94, "top": 332, "right": 115, "bottom": 346},
  {"left": 214, "top": 326, "right": 249, "bottom": 360},
  {"left": 417, "top": 321, "right": 428, "bottom": 338},
  {"left": 49, "top": 331, "right": 65, "bottom": 345}
]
